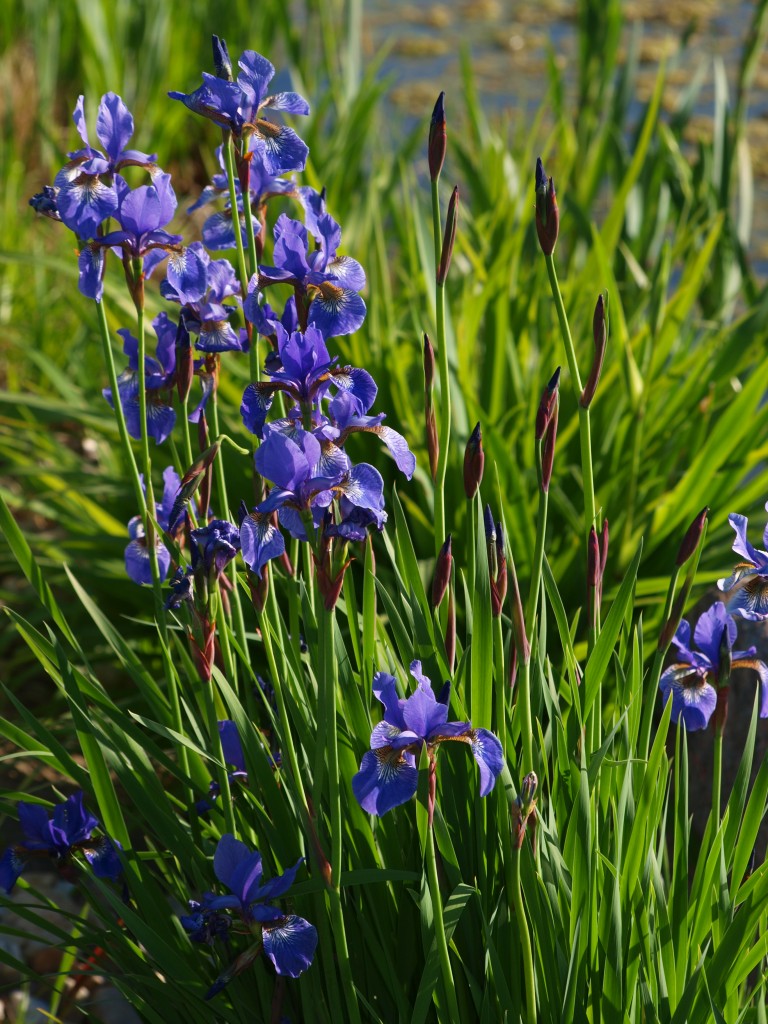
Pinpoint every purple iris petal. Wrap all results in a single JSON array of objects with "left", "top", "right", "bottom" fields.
[
  {"left": 125, "top": 536, "right": 171, "bottom": 585},
  {"left": 262, "top": 916, "right": 318, "bottom": 978},
  {"left": 352, "top": 748, "right": 419, "bottom": 815},
  {"left": 728, "top": 514, "right": 767, "bottom": 566},
  {"left": 659, "top": 665, "right": 717, "bottom": 731},
  {"left": 724, "top": 581, "right": 768, "bottom": 620},
  {"left": 402, "top": 679, "right": 449, "bottom": 738},
  {"left": 255, "top": 859, "right": 304, "bottom": 903},
  {"left": 96, "top": 93, "right": 136, "bottom": 163},
  {"left": 84, "top": 836, "right": 122, "bottom": 880},
  {"left": 166, "top": 246, "right": 209, "bottom": 304},
  {"left": 240, "top": 510, "right": 286, "bottom": 578},
  {"left": 201, "top": 210, "right": 247, "bottom": 251},
  {"left": 373, "top": 671, "right": 407, "bottom": 730},
  {"left": 168, "top": 74, "right": 243, "bottom": 130},
  {"left": 219, "top": 721, "right": 246, "bottom": 773},
  {"left": 0, "top": 849, "right": 25, "bottom": 894},
  {"left": 310, "top": 287, "right": 366, "bottom": 338},
  {"left": 214, "top": 834, "right": 262, "bottom": 899},
  {"left": 468, "top": 728, "right": 505, "bottom": 796},
  {"left": 56, "top": 172, "right": 118, "bottom": 238},
  {"left": 17, "top": 803, "right": 57, "bottom": 850},
  {"left": 692, "top": 602, "right": 736, "bottom": 670},
  {"left": 78, "top": 242, "right": 105, "bottom": 301}
]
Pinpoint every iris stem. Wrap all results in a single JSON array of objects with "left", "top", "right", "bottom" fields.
[
  {"left": 432, "top": 179, "right": 451, "bottom": 560},
  {"left": 639, "top": 567, "right": 680, "bottom": 762},
  {"left": 201, "top": 655, "right": 236, "bottom": 838},
  {"left": 426, "top": 821, "right": 461, "bottom": 1022},
  {"left": 525, "top": 441, "right": 548, "bottom": 639},
  {"left": 512, "top": 845, "right": 536, "bottom": 1024},
  {"left": 95, "top": 300, "right": 143, "bottom": 512},
  {"left": 517, "top": 655, "right": 534, "bottom": 776},
  {"left": 712, "top": 725, "right": 723, "bottom": 830},
  {"left": 179, "top": 394, "right": 194, "bottom": 469},
  {"left": 543, "top": 253, "right": 596, "bottom": 542},
  {"left": 318, "top": 600, "right": 360, "bottom": 1024},
  {"left": 104, "top": 288, "right": 192, "bottom": 810}
]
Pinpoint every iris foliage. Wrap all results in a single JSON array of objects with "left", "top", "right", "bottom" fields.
[{"left": 3, "top": 0, "right": 768, "bottom": 1021}]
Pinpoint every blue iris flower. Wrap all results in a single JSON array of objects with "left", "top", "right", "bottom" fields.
[
  {"left": 169, "top": 46, "right": 309, "bottom": 175},
  {"left": 183, "top": 834, "right": 317, "bottom": 980},
  {"left": 0, "top": 792, "right": 122, "bottom": 893},
  {"left": 352, "top": 661, "right": 505, "bottom": 816},
  {"left": 102, "top": 312, "right": 177, "bottom": 444},
  {"left": 660, "top": 602, "right": 768, "bottom": 730},
  {"left": 718, "top": 511, "right": 768, "bottom": 620},
  {"left": 252, "top": 203, "right": 367, "bottom": 338},
  {"left": 125, "top": 465, "right": 191, "bottom": 585}
]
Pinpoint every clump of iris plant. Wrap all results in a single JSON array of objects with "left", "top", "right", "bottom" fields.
[
  {"left": 352, "top": 660, "right": 504, "bottom": 816},
  {"left": 181, "top": 833, "right": 317, "bottom": 996},
  {"left": 659, "top": 601, "right": 768, "bottom": 731},
  {"left": 717, "top": 511, "right": 768, "bottom": 619},
  {"left": 0, "top": 792, "right": 122, "bottom": 893}
]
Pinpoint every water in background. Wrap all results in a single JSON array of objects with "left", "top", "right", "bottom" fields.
[{"left": 364, "top": 0, "right": 768, "bottom": 276}]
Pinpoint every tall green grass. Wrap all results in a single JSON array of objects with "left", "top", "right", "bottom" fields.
[{"left": 2, "top": 0, "right": 768, "bottom": 1020}]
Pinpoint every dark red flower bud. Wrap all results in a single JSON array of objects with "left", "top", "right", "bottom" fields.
[
  {"left": 675, "top": 506, "right": 709, "bottom": 567},
  {"left": 535, "top": 158, "right": 559, "bottom": 256},
  {"left": 428, "top": 91, "right": 447, "bottom": 183},
  {"left": 535, "top": 366, "right": 561, "bottom": 440},
  {"left": 541, "top": 392, "right": 559, "bottom": 492},
  {"left": 432, "top": 535, "right": 452, "bottom": 608},
  {"left": 464, "top": 422, "right": 484, "bottom": 499},
  {"left": 437, "top": 185, "right": 459, "bottom": 286},
  {"left": 581, "top": 293, "right": 607, "bottom": 408}
]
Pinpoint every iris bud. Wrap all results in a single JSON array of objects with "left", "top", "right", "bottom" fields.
[
  {"left": 464, "top": 422, "right": 485, "bottom": 499},
  {"left": 535, "top": 158, "right": 559, "bottom": 256},
  {"left": 428, "top": 91, "right": 447, "bottom": 183}
]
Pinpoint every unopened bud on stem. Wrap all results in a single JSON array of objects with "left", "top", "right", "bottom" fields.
[
  {"left": 437, "top": 185, "right": 459, "bottom": 286},
  {"left": 464, "top": 422, "right": 484, "bottom": 499},
  {"left": 580, "top": 293, "right": 607, "bottom": 408},
  {"left": 428, "top": 92, "right": 447, "bottom": 183},
  {"left": 535, "top": 158, "right": 559, "bottom": 256},
  {"left": 675, "top": 506, "right": 709, "bottom": 567}
]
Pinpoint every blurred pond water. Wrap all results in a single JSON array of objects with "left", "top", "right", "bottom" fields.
[{"left": 363, "top": 0, "right": 768, "bottom": 275}]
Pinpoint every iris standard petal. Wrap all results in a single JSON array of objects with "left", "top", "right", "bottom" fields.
[
  {"left": 214, "top": 833, "right": 257, "bottom": 891},
  {"left": 692, "top": 602, "right": 735, "bottom": 670}
]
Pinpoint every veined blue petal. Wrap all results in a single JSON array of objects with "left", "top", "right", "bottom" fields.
[
  {"left": 724, "top": 575, "right": 768, "bottom": 620},
  {"left": 78, "top": 242, "right": 105, "bottom": 301},
  {"left": 167, "top": 245, "right": 209, "bottom": 304},
  {"left": 0, "top": 848, "right": 26, "bottom": 894},
  {"left": 253, "top": 120, "right": 308, "bottom": 175},
  {"left": 195, "top": 319, "right": 243, "bottom": 352},
  {"left": 240, "top": 511, "right": 285, "bottom": 579},
  {"left": 352, "top": 748, "right": 418, "bottom": 815},
  {"left": 468, "top": 728, "right": 504, "bottom": 796},
  {"left": 262, "top": 916, "right": 317, "bottom": 978},
  {"left": 659, "top": 665, "right": 717, "bottom": 731},
  {"left": 57, "top": 174, "right": 118, "bottom": 237},
  {"left": 310, "top": 286, "right": 366, "bottom": 338},
  {"left": 84, "top": 836, "right": 123, "bottom": 880}
]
